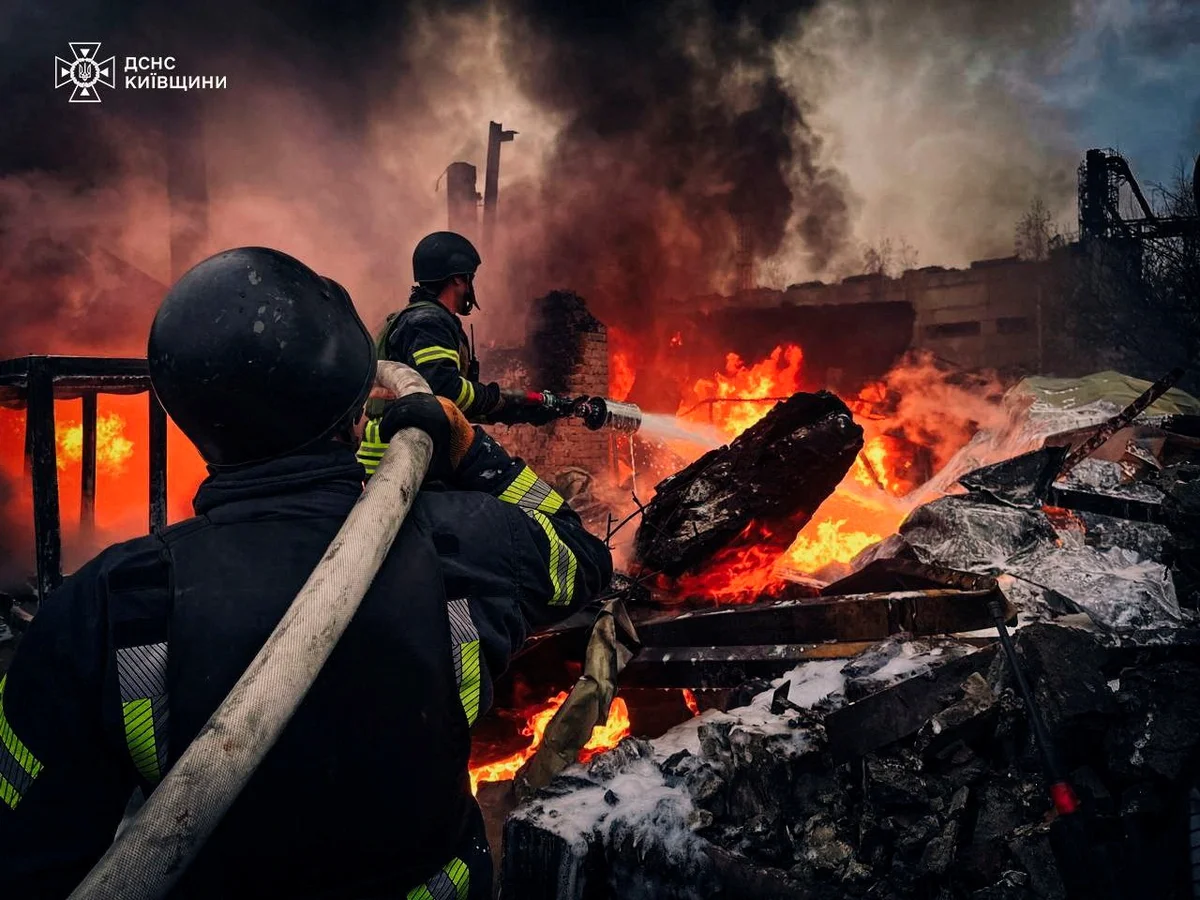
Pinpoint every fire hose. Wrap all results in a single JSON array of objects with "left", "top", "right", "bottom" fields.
[{"left": 68, "top": 361, "right": 433, "bottom": 900}]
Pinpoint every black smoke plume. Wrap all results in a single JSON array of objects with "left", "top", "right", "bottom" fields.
[{"left": 499, "top": 0, "right": 849, "bottom": 323}]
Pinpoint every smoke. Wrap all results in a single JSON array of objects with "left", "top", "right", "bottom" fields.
[
  {"left": 1, "top": 0, "right": 1192, "bottom": 348},
  {"left": 769, "top": 0, "right": 1085, "bottom": 278},
  {"left": 864, "top": 351, "right": 1011, "bottom": 473},
  {"left": 497, "top": 0, "right": 850, "bottom": 323}
]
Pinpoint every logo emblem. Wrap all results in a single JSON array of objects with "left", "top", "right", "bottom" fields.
[{"left": 55, "top": 43, "right": 116, "bottom": 103}]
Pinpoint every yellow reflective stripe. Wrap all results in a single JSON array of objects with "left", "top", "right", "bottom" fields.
[
  {"left": 0, "top": 676, "right": 43, "bottom": 810},
  {"left": 525, "top": 510, "right": 578, "bottom": 606},
  {"left": 0, "top": 773, "right": 19, "bottom": 811},
  {"left": 497, "top": 465, "right": 564, "bottom": 515},
  {"left": 122, "top": 699, "right": 160, "bottom": 783},
  {"left": 454, "top": 378, "right": 475, "bottom": 411},
  {"left": 446, "top": 858, "right": 469, "bottom": 900},
  {"left": 357, "top": 418, "right": 388, "bottom": 476},
  {"left": 407, "top": 856, "right": 469, "bottom": 900},
  {"left": 447, "top": 599, "right": 482, "bottom": 726},
  {"left": 459, "top": 640, "right": 482, "bottom": 725},
  {"left": 116, "top": 643, "right": 169, "bottom": 784},
  {"left": 412, "top": 346, "right": 462, "bottom": 366},
  {"left": 0, "top": 677, "right": 42, "bottom": 782}
]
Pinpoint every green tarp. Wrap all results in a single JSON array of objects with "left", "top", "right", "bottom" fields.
[{"left": 1013, "top": 370, "right": 1200, "bottom": 416}]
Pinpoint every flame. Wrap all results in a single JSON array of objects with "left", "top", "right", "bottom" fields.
[
  {"left": 0, "top": 395, "right": 210, "bottom": 565},
  {"left": 786, "top": 518, "right": 882, "bottom": 571},
  {"left": 468, "top": 692, "right": 631, "bottom": 795},
  {"left": 682, "top": 689, "right": 701, "bottom": 716},
  {"left": 611, "top": 351, "right": 635, "bottom": 403},
  {"left": 682, "top": 344, "right": 805, "bottom": 437},
  {"left": 852, "top": 435, "right": 910, "bottom": 496},
  {"left": 659, "top": 521, "right": 792, "bottom": 602},
  {"left": 608, "top": 327, "right": 637, "bottom": 402},
  {"left": 56, "top": 413, "right": 135, "bottom": 474},
  {"left": 1043, "top": 504, "right": 1087, "bottom": 548},
  {"left": 664, "top": 343, "right": 917, "bottom": 599}
]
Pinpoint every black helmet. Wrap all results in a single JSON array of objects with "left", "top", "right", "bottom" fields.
[
  {"left": 148, "top": 247, "right": 376, "bottom": 469},
  {"left": 412, "top": 231, "right": 481, "bottom": 284}
]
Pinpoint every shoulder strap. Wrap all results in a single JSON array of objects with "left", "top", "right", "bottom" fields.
[{"left": 375, "top": 301, "right": 449, "bottom": 358}]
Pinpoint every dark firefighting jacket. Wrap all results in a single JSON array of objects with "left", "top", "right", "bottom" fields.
[
  {"left": 0, "top": 431, "right": 612, "bottom": 900},
  {"left": 378, "top": 290, "right": 503, "bottom": 422}
]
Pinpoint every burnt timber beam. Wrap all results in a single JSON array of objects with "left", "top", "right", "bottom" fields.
[
  {"left": 149, "top": 391, "right": 168, "bottom": 531},
  {"left": 1, "top": 356, "right": 166, "bottom": 599},
  {"left": 26, "top": 359, "right": 62, "bottom": 598},
  {"left": 0, "top": 355, "right": 151, "bottom": 407},
  {"left": 620, "top": 642, "right": 879, "bottom": 689},
  {"left": 634, "top": 589, "right": 1007, "bottom": 648},
  {"left": 81, "top": 392, "right": 97, "bottom": 535},
  {"left": 1046, "top": 484, "right": 1168, "bottom": 525},
  {"left": 823, "top": 646, "right": 997, "bottom": 762},
  {"left": 821, "top": 558, "right": 1000, "bottom": 597}
]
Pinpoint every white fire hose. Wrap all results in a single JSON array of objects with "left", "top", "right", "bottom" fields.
[{"left": 69, "top": 361, "right": 432, "bottom": 900}]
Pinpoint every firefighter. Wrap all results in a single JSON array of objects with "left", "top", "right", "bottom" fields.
[
  {"left": 359, "top": 231, "right": 555, "bottom": 475},
  {"left": 0, "top": 247, "right": 612, "bottom": 899}
]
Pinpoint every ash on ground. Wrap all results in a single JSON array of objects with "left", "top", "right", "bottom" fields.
[{"left": 504, "top": 625, "right": 1200, "bottom": 898}]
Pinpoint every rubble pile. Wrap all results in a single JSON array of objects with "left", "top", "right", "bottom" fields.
[
  {"left": 503, "top": 625, "right": 1200, "bottom": 899},
  {"left": 855, "top": 411, "right": 1200, "bottom": 634},
  {"left": 502, "top": 375, "right": 1200, "bottom": 899}
]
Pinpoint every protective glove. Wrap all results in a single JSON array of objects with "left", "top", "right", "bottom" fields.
[
  {"left": 525, "top": 402, "right": 562, "bottom": 426},
  {"left": 377, "top": 394, "right": 475, "bottom": 481},
  {"left": 492, "top": 390, "right": 562, "bottom": 427}
]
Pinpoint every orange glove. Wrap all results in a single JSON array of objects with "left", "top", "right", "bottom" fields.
[
  {"left": 377, "top": 393, "right": 476, "bottom": 476},
  {"left": 437, "top": 396, "right": 475, "bottom": 470}
]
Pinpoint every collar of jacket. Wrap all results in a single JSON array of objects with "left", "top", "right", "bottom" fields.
[
  {"left": 408, "top": 286, "right": 460, "bottom": 322},
  {"left": 192, "top": 443, "right": 365, "bottom": 518}
]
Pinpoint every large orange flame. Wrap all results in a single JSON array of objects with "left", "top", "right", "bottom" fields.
[
  {"left": 682, "top": 344, "right": 805, "bottom": 436},
  {"left": 668, "top": 344, "right": 919, "bottom": 600},
  {"left": 56, "top": 413, "right": 135, "bottom": 474},
  {"left": 0, "top": 395, "right": 210, "bottom": 563}
]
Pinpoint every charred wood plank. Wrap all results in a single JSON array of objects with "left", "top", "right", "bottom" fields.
[
  {"left": 824, "top": 646, "right": 997, "bottom": 762},
  {"left": 633, "top": 391, "right": 863, "bottom": 576},
  {"left": 620, "top": 642, "right": 880, "bottom": 688},
  {"left": 501, "top": 801, "right": 604, "bottom": 900},
  {"left": 1045, "top": 484, "right": 1169, "bottom": 525},
  {"left": 149, "top": 391, "right": 168, "bottom": 531},
  {"left": 26, "top": 358, "right": 62, "bottom": 600},
  {"left": 81, "top": 392, "right": 97, "bottom": 535},
  {"left": 821, "top": 558, "right": 1000, "bottom": 597},
  {"left": 634, "top": 590, "right": 1004, "bottom": 648},
  {"left": 0, "top": 355, "right": 151, "bottom": 408}
]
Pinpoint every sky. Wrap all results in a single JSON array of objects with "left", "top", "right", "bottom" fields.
[{"left": 1037, "top": 0, "right": 1200, "bottom": 191}]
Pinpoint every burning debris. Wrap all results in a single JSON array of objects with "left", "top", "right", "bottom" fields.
[
  {"left": 493, "top": 363, "right": 1200, "bottom": 897},
  {"left": 634, "top": 391, "right": 863, "bottom": 591}
]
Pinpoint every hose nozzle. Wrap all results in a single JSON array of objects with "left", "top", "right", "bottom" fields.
[{"left": 573, "top": 396, "right": 642, "bottom": 432}]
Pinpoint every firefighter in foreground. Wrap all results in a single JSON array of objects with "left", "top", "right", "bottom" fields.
[
  {"left": 359, "top": 230, "right": 556, "bottom": 474},
  {"left": 0, "top": 247, "right": 612, "bottom": 899}
]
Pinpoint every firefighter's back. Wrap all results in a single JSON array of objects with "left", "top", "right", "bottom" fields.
[{"left": 154, "top": 482, "right": 472, "bottom": 897}]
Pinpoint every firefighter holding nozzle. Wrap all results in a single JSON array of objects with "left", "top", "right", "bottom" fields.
[{"left": 357, "top": 231, "right": 560, "bottom": 476}]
